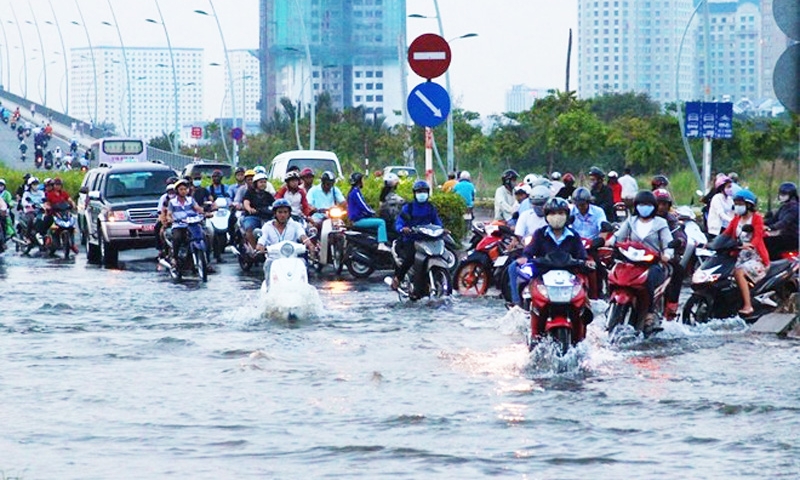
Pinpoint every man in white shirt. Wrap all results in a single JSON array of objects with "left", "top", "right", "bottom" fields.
[
  {"left": 618, "top": 167, "right": 639, "bottom": 210},
  {"left": 495, "top": 169, "right": 519, "bottom": 223}
]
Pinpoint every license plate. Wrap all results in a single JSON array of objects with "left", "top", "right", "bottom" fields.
[
  {"left": 141, "top": 224, "right": 156, "bottom": 232},
  {"left": 493, "top": 255, "right": 508, "bottom": 267}
]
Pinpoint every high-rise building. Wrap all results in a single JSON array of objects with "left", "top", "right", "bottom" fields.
[
  {"left": 577, "top": 0, "right": 695, "bottom": 103},
  {"left": 505, "top": 85, "right": 547, "bottom": 113},
  {"left": 259, "top": 0, "right": 406, "bottom": 126},
  {"left": 70, "top": 46, "right": 204, "bottom": 141},
  {"left": 222, "top": 49, "right": 262, "bottom": 132}
]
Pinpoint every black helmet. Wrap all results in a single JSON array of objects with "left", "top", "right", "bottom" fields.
[
  {"left": 634, "top": 190, "right": 657, "bottom": 207},
  {"left": 543, "top": 197, "right": 570, "bottom": 216},
  {"left": 778, "top": 182, "right": 798, "bottom": 199},
  {"left": 412, "top": 180, "right": 430, "bottom": 192},
  {"left": 234, "top": 166, "right": 246, "bottom": 174},
  {"left": 349, "top": 172, "right": 364, "bottom": 186},
  {"left": 651, "top": 175, "right": 670, "bottom": 190},
  {"left": 321, "top": 171, "right": 336, "bottom": 183},
  {"left": 501, "top": 169, "right": 519, "bottom": 183},
  {"left": 166, "top": 176, "right": 179, "bottom": 185},
  {"left": 588, "top": 166, "right": 605, "bottom": 179},
  {"left": 572, "top": 187, "right": 592, "bottom": 203}
]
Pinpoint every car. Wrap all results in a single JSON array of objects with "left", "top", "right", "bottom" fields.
[
  {"left": 181, "top": 161, "right": 233, "bottom": 179},
  {"left": 382, "top": 165, "right": 417, "bottom": 179},
  {"left": 80, "top": 162, "right": 177, "bottom": 266},
  {"left": 268, "top": 150, "right": 343, "bottom": 180}
]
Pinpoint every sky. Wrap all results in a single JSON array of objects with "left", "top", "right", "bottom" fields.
[{"left": 0, "top": 0, "right": 577, "bottom": 121}]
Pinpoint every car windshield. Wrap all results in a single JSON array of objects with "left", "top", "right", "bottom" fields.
[
  {"left": 185, "top": 164, "right": 232, "bottom": 178},
  {"left": 286, "top": 159, "right": 338, "bottom": 175},
  {"left": 105, "top": 171, "right": 174, "bottom": 198}
]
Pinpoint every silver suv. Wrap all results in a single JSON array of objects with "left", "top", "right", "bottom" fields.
[{"left": 80, "top": 162, "right": 176, "bottom": 266}]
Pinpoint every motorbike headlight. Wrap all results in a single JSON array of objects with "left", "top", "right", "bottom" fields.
[
  {"left": 691, "top": 269, "right": 719, "bottom": 284},
  {"left": 280, "top": 243, "right": 295, "bottom": 257},
  {"left": 536, "top": 283, "right": 549, "bottom": 299},
  {"left": 329, "top": 207, "right": 345, "bottom": 219},
  {"left": 546, "top": 286, "right": 574, "bottom": 303}
]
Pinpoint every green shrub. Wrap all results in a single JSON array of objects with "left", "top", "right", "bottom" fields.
[{"left": 0, "top": 163, "right": 85, "bottom": 199}]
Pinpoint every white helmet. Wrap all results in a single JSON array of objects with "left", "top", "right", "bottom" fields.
[
  {"left": 459, "top": 170, "right": 471, "bottom": 180},
  {"left": 550, "top": 171, "right": 561, "bottom": 180},
  {"left": 253, "top": 173, "right": 268, "bottom": 183},
  {"left": 523, "top": 174, "right": 538, "bottom": 188},
  {"left": 513, "top": 183, "right": 530, "bottom": 195},
  {"left": 384, "top": 172, "right": 400, "bottom": 187},
  {"left": 529, "top": 184, "right": 551, "bottom": 206}
]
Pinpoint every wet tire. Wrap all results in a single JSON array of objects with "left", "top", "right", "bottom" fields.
[
  {"left": 87, "top": 241, "right": 101, "bottom": 264},
  {"left": 331, "top": 236, "right": 345, "bottom": 275},
  {"left": 606, "top": 302, "right": 632, "bottom": 333},
  {"left": 212, "top": 233, "right": 226, "bottom": 262},
  {"left": 238, "top": 253, "right": 253, "bottom": 272},
  {"left": 346, "top": 257, "right": 374, "bottom": 279},
  {"left": 429, "top": 266, "right": 452, "bottom": 298},
  {"left": 98, "top": 224, "right": 118, "bottom": 267},
  {"left": 62, "top": 231, "right": 72, "bottom": 259},
  {"left": 194, "top": 249, "right": 208, "bottom": 282},
  {"left": 551, "top": 327, "right": 572, "bottom": 356},
  {"left": 444, "top": 247, "right": 460, "bottom": 277},
  {"left": 500, "top": 269, "right": 512, "bottom": 302},
  {"left": 682, "top": 294, "right": 711, "bottom": 325},
  {"left": 454, "top": 261, "right": 490, "bottom": 296}
]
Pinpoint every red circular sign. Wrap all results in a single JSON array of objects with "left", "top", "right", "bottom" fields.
[{"left": 408, "top": 33, "right": 451, "bottom": 79}]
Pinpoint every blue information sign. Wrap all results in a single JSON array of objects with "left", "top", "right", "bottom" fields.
[
  {"left": 407, "top": 81, "right": 451, "bottom": 128},
  {"left": 684, "top": 102, "right": 733, "bottom": 139}
]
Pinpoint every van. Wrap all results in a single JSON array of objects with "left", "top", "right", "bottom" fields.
[{"left": 268, "top": 150, "right": 343, "bottom": 180}]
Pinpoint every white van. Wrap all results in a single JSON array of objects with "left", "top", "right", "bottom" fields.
[{"left": 268, "top": 150, "right": 343, "bottom": 180}]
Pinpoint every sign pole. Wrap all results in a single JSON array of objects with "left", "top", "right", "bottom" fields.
[
  {"left": 702, "top": 136, "right": 712, "bottom": 192},
  {"left": 425, "top": 127, "right": 434, "bottom": 187}
]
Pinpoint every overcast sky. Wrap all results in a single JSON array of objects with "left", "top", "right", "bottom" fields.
[{"left": 2, "top": 0, "right": 576, "bottom": 120}]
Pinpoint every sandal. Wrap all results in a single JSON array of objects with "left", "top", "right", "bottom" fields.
[{"left": 738, "top": 308, "right": 754, "bottom": 317}]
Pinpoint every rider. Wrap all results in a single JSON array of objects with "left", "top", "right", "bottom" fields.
[
  {"left": 275, "top": 170, "right": 314, "bottom": 220},
  {"left": 41, "top": 177, "right": 78, "bottom": 253},
  {"left": 241, "top": 173, "right": 276, "bottom": 250},
  {"left": 378, "top": 173, "right": 405, "bottom": 236},
  {"left": 517, "top": 197, "right": 588, "bottom": 340},
  {"left": 191, "top": 174, "right": 213, "bottom": 207},
  {"left": 0, "top": 179, "right": 14, "bottom": 238},
  {"left": 308, "top": 170, "right": 346, "bottom": 226},
  {"left": 764, "top": 182, "right": 799, "bottom": 260},
  {"left": 549, "top": 172, "right": 565, "bottom": 197},
  {"left": 156, "top": 177, "right": 179, "bottom": 258},
  {"left": 514, "top": 184, "right": 531, "bottom": 215},
  {"left": 651, "top": 174, "right": 669, "bottom": 191},
  {"left": 507, "top": 184, "right": 551, "bottom": 307},
  {"left": 256, "top": 198, "right": 313, "bottom": 281},
  {"left": 654, "top": 188, "right": 687, "bottom": 320},
  {"left": 607, "top": 190, "right": 674, "bottom": 333},
  {"left": 588, "top": 166, "right": 615, "bottom": 221},
  {"left": 721, "top": 189, "right": 769, "bottom": 317},
  {"left": 494, "top": 169, "right": 519, "bottom": 222},
  {"left": 347, "top": 172, "right": 391, "bottom": 252},
  {"left": 299, "top": 168, "right": 315, "bottom": 191},
  {"left": 706, "top": 174, "right": 734, "bottom": 239},
  {"left": 19, "top": 140, "right": 27, "bottom": 158},
  {"left": 570, "top": 186, "right": 608, "bottom": 299},
  {"left": 390, "top": 180, "right": 442, "bottom": 293},
  {"left": 165, "top": 179, "right": 206, "bottom": 269},
  {"left": 21, "top": 177, "right": 45, "bottom": 244},
  {"left": 207, "top": 170, "right": 228, "bottom": 201},
  {"left": 233, "top": 169, "right": 256, "bottom": 209},
  {"left": 452, "top": 170, "right": 476, "bottom": 213},
  {"left": 607, "top": 171, "right": 622, "bottom": 204},
  {"left": 619, "top": 168, "right": 639, "bottom": 211},
  {"left": 227, "top": 167, "right": 247, "bottom": 202},
  {"left": 555, "top": 172, "right": 576, "bottom": 200}
]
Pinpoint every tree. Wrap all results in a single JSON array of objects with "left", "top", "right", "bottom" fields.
[{"left": 589, "top": 91, "right": 660, "bottom": 123}]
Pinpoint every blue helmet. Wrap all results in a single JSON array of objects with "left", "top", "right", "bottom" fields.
[
  {"left": 733, "top": 189, "right": 757, "bottom": 207},
  {"left": 412, "top": 180, "right": 430, "bottom": 192},
  {"left": 272, "top": 198, "right": 291, "bottom": 212},
  {"left": 778, "top": 182, "right": 797, "bottom": 199}
]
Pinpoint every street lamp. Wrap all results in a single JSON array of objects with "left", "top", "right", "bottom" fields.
[
  {"left": 0, "top": 20, "right": 10, "bottom": 90},
  {"left": 45, "top": 0, "right": 69, "bottom": 113},
  {"left": 71, "top": 8, "right": 98, "bottom": 123},
  {"left": 145, "top": 2, "right": 179, "bottom": 153},
  {"left": 284, "top": 46, "right": 311, "bottom": 150},
  {"left": 25, "top": 6, "right": 46, "bottom": 106},
  {"left": 7, "top": 7, "right": 27, "bottom": 99},
  {"left": 101, "top": 13, "right": 131, "bottom": 136}
]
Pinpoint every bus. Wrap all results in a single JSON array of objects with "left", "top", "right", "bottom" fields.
[{"left": 89, "top": 137, "right": 147, "bottom": 165}]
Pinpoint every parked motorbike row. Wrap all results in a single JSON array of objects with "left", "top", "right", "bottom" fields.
[{"left": 454, "top": 206, "right": 798, "bottom": 355}]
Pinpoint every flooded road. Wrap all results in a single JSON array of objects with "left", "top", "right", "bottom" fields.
[{"left": 0, "top": 251, "right": 798, "bottom": 479}]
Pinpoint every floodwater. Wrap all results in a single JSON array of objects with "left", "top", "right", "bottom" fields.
[{"left": 0, "top": 250, "right": 798, "bottom": 479}]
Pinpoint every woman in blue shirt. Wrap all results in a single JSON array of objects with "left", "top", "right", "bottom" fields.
[{"left": 346, "top": 172, "right": 391, "bottom": 252}]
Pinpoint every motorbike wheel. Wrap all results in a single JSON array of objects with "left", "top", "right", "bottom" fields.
[
  {"left": 429, "top": 266, "right": 452, "bottom": 298},
  {"left": 212, "top": 232, "right": 226, "bottom": 261},
  {"left": 551, "top": 327, "right": 572, "bottom": 356},
  {"left": 346, "top": 257, "right": 374, "bottom": 279},
  {"left": 499, "top": 269, "right": 512, "bottom": 302},
  {"left": 194, "top": 249, "right": 208, "bottom": 282},
  {"left": 454, "top": 261, "right": 490, "bottom": 296},
  {"left": 606, "top": 302, "right": 632, "bottom": 333},
  {"left": 444, "top": 247, "right": 460, "bottom": 277},
  {"left": 62, "top": 231, "right": 72, "bottom": 259},
  {"left": 331, "top": 236, "right": 345, "bottom": 275},
  {"left": 681, "top": 294, "right": 711, "bottom": 325},
  {"left": 237, "top": 250, "right": 253, "bottom": 272}
]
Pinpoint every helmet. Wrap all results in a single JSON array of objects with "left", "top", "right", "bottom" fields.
[
  {"left": 572, "top": 187, "right": 592, "bottom": 203},
  {"left": 778, "top": 182, "right": 798, "bottom": 198},
  {"left": 300, "top": 167, "right": 315, "bottom": 178},
  {"left": 0, "top": 179, "right": 5, "bottom": 186},
  {"left": 211, "top": 169, "right": 223, "bottom": 177},
  {"left": 174, "top": 178, "right": 191, "bottom": 189},
  {"left": 272, "top": 198, "right": 291, "bottom": 212},
  {"left": 714, "top": 174, "right": 731, "bottom": 190},
  {"left": 543, "top": 197, "right": 570, "bottom": 216},
  {"left": 608, "top": 170, "right": 618, "bottom": 178},
  {"left": 634, "top": 190, "right": 657, "bottom": 207},
  {"left": 733, "top": 189, "right": 757, "bottom": 207},
  {"left": 651, "top": 175, "right": 669, "bottom": 190},
  {"left": 253, "top": 173, "right": 268, "bottom": 183},
  {"left": 727, "top": 172, "right": 739, "bottom": 183},
  {"left": 384, "top": 172, "right": 400, "bottom": 188},
  {"left": 523, "top": 174, "right": 538, "bottom": 188},
  {"left": 412, "top": 180, "right": 430, "bottom": 192},
  {"left": 23, "top": 173, "right": 31, "bottom": 181},
  {"left": 588, "top": 166, "right": 605, "bottom": 179},
  {"left": 254, "top": 166, "right": 267, "bottom": 175},
  {"left": 562, "top": 172, "right": 575, "bottom": 184},
  {"left": 27, "top": 177, "right": 39, "bottom": 186},
  {"left": 44, "top": 178, "right": 53, "bottom": 186},
  {"left": 234, "top": 166, "right": 246, "bottom": 174},
  {"left": 284, "top": 170, "right": 301, "bottom": 182},
  {"left": 244, "top": 169, "right": 256, "bottom": 178},
  {"left": 514, "top": 183, "right": 530, "bottom": 195},
  {"left": 349, "top": 172, "right": 364, "bottom": 186},
  {"left": 550, "top": 171, "right": 562, "bottom": 181},
  {"left": 653, "top": 188, "right": 672, "bottom": 204},
  {"left": 53, "top": 177, "right": 63, "bottom": 185},
  {"left": 459, "top": 170, "right": 471, "bottom": 180},
  {"left": 502, "top": 169, "right": 519, "bottom": 183},
  {"left": 529, "top": 185, "right": 551, "bottom": 206},
  {"left": 321, "top": 171, "right": 336, "bottom": 183},
  {"left": 166, "top": 176, "right": 178, "bottom": 185},
  {"left": 165, "top": 183, "right": 176, "bottom": 192}
]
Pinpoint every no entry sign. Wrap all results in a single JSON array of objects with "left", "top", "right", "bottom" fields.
[{"left": 408, "top": 33, "right": 451, "bottom": 79}]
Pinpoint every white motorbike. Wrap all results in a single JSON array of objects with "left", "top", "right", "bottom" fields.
[
  {"left": 207, "top": 197, "right": 231, "bottom": 262},
  {"left": 260, "top": 240, "right": 322, "bottom": 321},
  {"left": 311, "top": 206, "right": 347, "bottom": 273},
  {"left": 675, "top": 205, "right": 711, "bottom": 277}
]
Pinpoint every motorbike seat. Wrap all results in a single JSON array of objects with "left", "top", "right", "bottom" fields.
[
  {"left": 760, "top": 259, "right": 790, "bottom": 281},
  {"left": 349, "top": 225, "right": 378, "bottom": 235}
]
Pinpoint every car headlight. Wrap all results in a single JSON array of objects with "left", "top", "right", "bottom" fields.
[{"left": 106, "top": 210, "right": 127, "bottom": 222}]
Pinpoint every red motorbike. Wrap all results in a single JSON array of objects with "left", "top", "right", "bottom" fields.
[
  {"left": 606, "top": 241, "right": 672, "bottom": 336},
  {"left": 528, "top": 251, "right": 593, "bottom": 354},
  {"left": 454, "top": 221, "right": 516, "bottom": 296},
  {"left": 581, "top": 230, "right": 615, "bottom": 299}
]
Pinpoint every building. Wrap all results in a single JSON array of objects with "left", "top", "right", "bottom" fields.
[
  {"left": 577, "top": 0, "right": 695, "bottom": 103},
  {"left": 221, "top": 49, "right": 262, "bottom": 133},
  {"left": 504, "top": 85, "right": 548, "bottom": 113},
  {"left": 259, "top": 0, "right": 406, "bottom": 125},
  {"left": 69, "top": 46, "right": 204, "bottom": 141}
]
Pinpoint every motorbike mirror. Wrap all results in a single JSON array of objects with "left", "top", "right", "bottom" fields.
[
  {"left": 600, "top": 221, "right": 614, "bottom": 233},
  {"left": 79, "top": 186, "right": 89, "bottom": 194},
  {"left": 88, "top": 190, "right": 101, "bottom": 201}
]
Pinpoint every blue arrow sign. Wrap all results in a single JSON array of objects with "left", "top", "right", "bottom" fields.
[{"left": 407, "top": 81, "right": 450, "bottom": 128}]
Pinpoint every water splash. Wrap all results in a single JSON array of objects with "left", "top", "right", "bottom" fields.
[{"left": 261, "top": 282, "right": 324, "bottom": 323}]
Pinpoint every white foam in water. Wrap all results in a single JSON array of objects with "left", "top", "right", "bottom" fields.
[{"left": 261, "top": 282, "right": 324, "bottom": 322}]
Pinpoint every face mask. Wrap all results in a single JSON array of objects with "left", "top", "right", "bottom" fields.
[
  {"left": 193, "top": 180, "right": 201, "bottom": 187},
  {"left": 168, "top": 193, "right": 176, "bottom": 199},
  {"left": 734, "top": 205, "right": 747, "bottom": 216},
  {"left": 636, "top": 204, "right": 655, "bottom": 217},
  {"left": 779, "top": 194, "right": 789, "bottom": 203},
  {"left": 0, "top": 186, "right": 5, "bottom": 193},
  {"left": 724, "top": 186, "right": 733, "bottom": 197},
  {"left": 546, "top": 213, "right": 567, "bottom": 229},
  {"left": 415, "top": 192, "right": 429, "bottom": 203}
]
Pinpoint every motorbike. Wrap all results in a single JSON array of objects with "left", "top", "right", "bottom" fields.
[
  {"left": 260, "top": 240, "right": 322, "bottom": 321},
  {"left": 207, "top": 197, "right": 231, "bottom": 262},
  {"left": 159, "top": 216, "right": 210, "bottom": 282},
  {"left": 674, "top": 205, "right": 711, "bottom": 279},
  {"left": 34, "top": 151, "right": 43, "bottom": 169},
  {"left": 387, "top": 224, "right": 453, "bottom": 301},
  {"left": 682, "top": 234, "right": 799, "bottom": 324},
  {"left": 527, "top": 251, "right": 594, "bottom": 354},
  {"left": 13, "top": 211, "right": 45, "bottom": 255},
  {"left": 605, "top": 241, "right": 674, "bottom": 337},
  {"left": 308, "top": 206, "right": 347, "bottom": 274},
  {"left": 454, "top": 221, "right": 516, "bottom": 296},
  {"left": 43, "top": 153, "right": 53, "bottom": 170},
  {"left": 46, "top": 202, "right": 77, "bottom": 259},
  {"left": 229, "top": 209, "right": 271, "bottom": 272},
  {"left": 613, "top": 201, "right": 629, "bottom": 223}
]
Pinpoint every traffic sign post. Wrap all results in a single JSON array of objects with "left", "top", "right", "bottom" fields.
[
  {"left": 408, "top": 33, "right": 451, "bottom": 79},
  {"left": 684, "top": 102, "right": 733, "bottom": 139},
  {"left": 407, "top": 82, "right": 451, "bottom": 128}
]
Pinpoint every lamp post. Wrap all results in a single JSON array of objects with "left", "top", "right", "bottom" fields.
[
  {"left": 46, "top": 0, "right": 68, "bottom": 113},
  {"left": 72, "top": 1, "right": 97, "bottom": 124},
  {"left": 146, "top": 1, "right": 179, "bottom": 153},
  {"left": 8, "top": 7, "right": 27, "bottom": 99},
  {"left": 290, "top": 0, "right": 315, "bottom": 150},
  {"left": 102, "top": 1, "right": 132, "bottom": 137},
  {"left": 194, "top": 3, "right": 239, "bottom": 165},
  {"left": 284, "top": 46, "right": 311, "bottom": 150},
  {"left": 0, "top": 19, "right": 10, "bottom": 90},
  {"left": 25, "top": 7, "right": 46, "bottom": 106}
]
